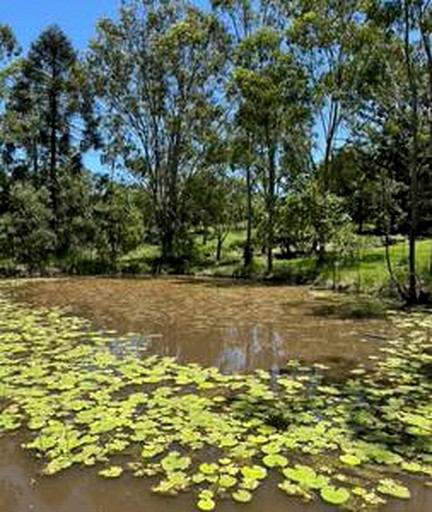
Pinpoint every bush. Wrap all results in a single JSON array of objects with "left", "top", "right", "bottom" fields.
[{"left": 0, "top": 182, "right": 55, "bottom": 271}]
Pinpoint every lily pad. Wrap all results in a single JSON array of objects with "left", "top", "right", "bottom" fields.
[
  {"left": 232, "top": 489, "right": 253, "bottom": 503},
  {"left": 320, "top": 486, "right": 350, "bottom": 505}
]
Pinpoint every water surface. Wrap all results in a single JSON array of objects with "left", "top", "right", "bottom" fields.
[
  {"left": 8, "top": 277, "right": 390, "bottom": 374},
  {"left": 2, "top": 277, "right": 431, "bottom": 512}
]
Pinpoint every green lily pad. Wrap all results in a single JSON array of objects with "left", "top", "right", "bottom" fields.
[
  {"left": 219, "top": 474, "right": 237, "bottom": 488},
  {"left": 263, "top": 454, "right": 288, "bottom": 468},
  {"left": 197, "top": 499, "right": 215, "bottom": 511},
  {"left": 232, "top": 489, "right": 253, "bottom": 503},
  {"left": 339, "top": 454, "right": 362, "bottom": 466},
  {"left": 99, "top": 466, "right": 123, "bottom": 478},
  {"left": 240, "top": 465, "right": 267, "bottom": 480},
  {"left": 377, "top": 478, "right": 411, "bottom": 499},
  {"left": 320, "top": 486, "right": 350, "bottom": 505}
]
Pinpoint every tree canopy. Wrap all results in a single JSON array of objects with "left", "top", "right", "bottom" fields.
[{"left": 0, "top": 0, "right": 430, "bottom": 302}]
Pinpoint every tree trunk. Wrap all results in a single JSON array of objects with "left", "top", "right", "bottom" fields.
[
  {"left": 404, "top": 0, "right": 419, "bottom": 304},
  {"left": 243, "top": 164, "right": 253, "bottom": 267},
  {"left": 322, "top": 100, "right": 340, "bottom": 180},
  {"left": 49, "top": 63, "right": 59, "bottom": 236},
  {"left": 266, "top": 132, "right": 276, "bottom": 275},
  {"left": 418, "top": 2, "right": 432, "bottom": 158},
  {"left": 161, "top": 224, "right": 174, "bottom": 265},
  {"left": 216, "top": 234, "right": 223, "bottom": 262}
]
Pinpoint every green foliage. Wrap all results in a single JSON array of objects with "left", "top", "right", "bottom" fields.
[
  {"left": 0, "top": 182, "right": 55, "bottom": 269},
  {"left": 0, "top": 0, "right": 430, "bottom": 301},
  {"left": 89, "top": 0, "right": 227, "bottom": 264},
  {"left": 0, "top": 24, "right": 18, "bottom": 62},
  {"left": 277, "top": 180, "right": 355, "bottom": 259},
  {"left": 93, "top": 179, "right": 145, "bottom": 268}
]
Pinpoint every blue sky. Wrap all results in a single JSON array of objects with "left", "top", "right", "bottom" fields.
[
  {"left": 0, "top": 1, "right": 326, "bottom": 173},
  {"left": 0, "top": 0, "right": 118, "bottom": 51}
]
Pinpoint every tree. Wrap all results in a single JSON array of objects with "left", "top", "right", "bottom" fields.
[
  {"left": 93, "top": 177, "right": 145, "bottom": 268},
  {"left": 89, "top": 0, "right": 227, "bottom": 266},
  {"left": 0, "top": 25, "right": 19, "bottom": 172},
  {"left": 212, "top": 0, "right": 258, "bottom": 269},
  {"left": 287, "top": 0, "right": 385, "bottom": 175},
  {"left": 184, "top": 169, "right": 245, "bottom": 261},
  {"left": 0, "top": 182, "right": 55, "bottom": 271},
  {"left": 323, "top": 144, "right": 380, "bottom": 233},
  {"left": 231, "top": 26, "right": 310, "bottom": 273},
  {"left": 0, "top": 25, "right": 17, "bottom": 62},
  {"left": 353, "top": 0, "right": 431, "bottom": 302},
  {"left": 6, "top": 26, "right": 98, "bottom": 228},
  {"left": 277, "top": 179, "right": 355, "bottom": 290}
]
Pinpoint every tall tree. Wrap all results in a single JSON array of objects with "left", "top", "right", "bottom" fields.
[
  {"left": 287, "top": 0, "right": 384, "bottom": 175},
  {"left": 231, "top": 26, "right": 310, "bottom": 273},
  {"left": 354, "top": 0, "right": 431, "bottom": 302},
  {"left": 89, "top": 0, "right": 227, "bottom": 265},
  {"left": 6, "top": 26, "right": 98, "bottom": 227},
  {"left": 212, "top": 0, "right": 274, "bottom": 268},
  {"left": 0, "top": 25, "right": 17, "bottom": 62},
  {"left": 0, "top": 24, "right": 19, "bottom": 173}
]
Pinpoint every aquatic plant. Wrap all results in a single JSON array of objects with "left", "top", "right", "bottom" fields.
[{"left": 0, "top": 287, "right": 431, "bottom": 511}]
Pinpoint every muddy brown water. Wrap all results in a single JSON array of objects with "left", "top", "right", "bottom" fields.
[
  {"left": 7, "top": 277, "right": 391, "bottom": 374},
  {"left": 1, "top": 277, "right": 432, "bottom": 512}
]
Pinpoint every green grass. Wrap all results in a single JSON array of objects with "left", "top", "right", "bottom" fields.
[
  {"left": 320, "top": 238, "right": 432, "bottom": 293},
  {"left": 115, "top": 234, "right": 432, "bottom": 297},
  {"left": 193, "top": 235, "right": 432, "bottom": 295}
]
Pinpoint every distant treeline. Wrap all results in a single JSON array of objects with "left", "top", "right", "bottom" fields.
[{"left": 0, "top": 0, "right": 431, "bottom": 302}]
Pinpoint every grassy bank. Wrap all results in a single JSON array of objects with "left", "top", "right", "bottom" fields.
[
  {"left": 181, "top": 235, "right": 432, "bottom": 295},
  {"left": 2, "top": 232, "right": 432, "bottom": 300}
]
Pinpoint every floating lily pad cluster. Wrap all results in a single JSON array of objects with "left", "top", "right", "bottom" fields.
[{"left": 0, "top": 289, "right": 431, "bottom": 511}]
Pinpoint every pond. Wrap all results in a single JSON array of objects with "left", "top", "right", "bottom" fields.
[
  {"left": 7, "top": 277, "right": 389, "bottom": 374},
  {"left": 0, "top": 277, "right": 431, "bottom": 512}
]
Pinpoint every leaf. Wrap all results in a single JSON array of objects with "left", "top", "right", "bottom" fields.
[
  {"left": 377, "top": 479, "right": 411, "bottom": 499},
  {"left": 232, "top": 489, "right": 253, "bottom": 503},
  {"left": 240, "top": 465, "right": 267, "bottom": 480},
  {"left": 320, "top": 486, "right": 350, "bottom": 505},
  {"left": 339, "top": 454, "right": 361, "bottom": 466},
  {"left": 99, "top": 466, "right": 123, "bottom": 478},
  {"left": 262, "top": 454, "right": 288, "bottom": 468},
  {"left": 197, "top": 499, "right": 215, "bottom": 511}
]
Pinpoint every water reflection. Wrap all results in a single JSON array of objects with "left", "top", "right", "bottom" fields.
[
  {"left": 8, "top": 277, "right": 390, "bottom": 374},
  {"left": 215, "top": 325, "right": 286, "bottom": 373}
]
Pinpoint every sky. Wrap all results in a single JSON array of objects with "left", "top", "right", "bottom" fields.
[
  {"left": 0, "top": 0, "right": 119, "bottom": 51},
  {"left": 0, "top": 1, "right": 326, "bottom": 174}
]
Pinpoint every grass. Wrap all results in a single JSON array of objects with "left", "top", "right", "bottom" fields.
[
  {"left": 318, "top": 238, "right": 432, "bottom": 294},
  {"left": 189, "top": 233, "right": 432, "bottom": 296},
  {"left": 4, "top": 227, "right": 430, "bottom": 300}
]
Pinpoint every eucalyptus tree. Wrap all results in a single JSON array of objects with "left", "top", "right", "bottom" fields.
[
  {"left": 212, "top": 0, "right": 257, "bottom": 267},
  {"left": 352, "top": 0, "right": 431, "bottom": 302},
  {"left": 231, "top": 27, "right": 310, "bottom": 273},
  {"left": 212, "top": 0, "right": 287, "bottom": 269},
  {"left": 287, "top": 0, "right": 385, "bottom": 175},
  {"left": 403, "top": 0, "right": 432, "bottom": 302},
  {"left": 89, "top": 0, "right": 227, "bottom": 265}
]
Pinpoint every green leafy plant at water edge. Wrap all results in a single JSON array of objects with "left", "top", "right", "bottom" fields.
[{"left": 0, "top": 285, "right": 431, "bottom": 511}]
